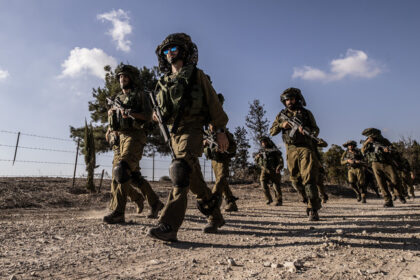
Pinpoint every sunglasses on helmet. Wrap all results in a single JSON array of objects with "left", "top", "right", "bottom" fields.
[{"left": 163, "top": 46, "right": 178, "bottom": 55}]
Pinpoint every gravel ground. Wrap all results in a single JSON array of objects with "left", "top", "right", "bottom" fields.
[{"left": 0, "top": 178, "right": 419, "bottom": 279}]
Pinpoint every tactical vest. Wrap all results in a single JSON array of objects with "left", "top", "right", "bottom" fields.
[
  {"left": 257, "top": 147, "right": 283, "bottom": 170},
  {"left": 364, "top": 142, "right": 389, "bottom": 163},
  {"left": 280, "top": 108, "right": 314, "bottom": 147},
  {"left": 156, "top": 65, "right": 209, "bottom": 129},
  {"left": 108, "top": 91, "right": 147, "bottom": 132},
  {"left": 344, "top": 149, "right": 364, "bottom": 168}
]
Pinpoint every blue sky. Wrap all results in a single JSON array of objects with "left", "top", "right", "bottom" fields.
[{"left": 1, "top": 0, "right": 420, "bottom": 178}]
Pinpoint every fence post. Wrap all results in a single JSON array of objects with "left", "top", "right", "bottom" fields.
[
  {"left": 211, "top": 163, "right": 213, "bottom": 183},
  {"left": 203, "top": 159, "right": 206, "bottom": 182},
  {"left": 152, "top": 152, "right": 155, "bottom": 182},
  {"left": 12, "top": 132, "right": 21, "bottom": 165},
  {"left": 72, "top": 139, "right": 80, "bottom": 187},
  {"left": 98, "top": 169, "right": 105, "bottom": 193}
]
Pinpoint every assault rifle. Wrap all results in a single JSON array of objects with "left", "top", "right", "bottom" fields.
[
  {"left": 106, "top": 97, "right": 135, "bottom": 120},
  {"left": 203, "top": 130, "right": 219, "bottom": 150},
  {"left": 147, "top": 90, "right": 176, "bottom": 159},
  {"left": 280, "top": 112, "right": 326, "bottom": 145}
]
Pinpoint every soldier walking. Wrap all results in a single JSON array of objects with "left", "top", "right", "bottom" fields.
[
  {"left": 148, "top": 33, "right": 229, "bottom": 242},
  {"left": 361, "top": 128, "right": 406, "bottom": 207},
  {"left": 254, "top": 136, "right": 284, "bottom": 206},
  {"left": 204, "top": 93, "right": 239, "bottom": 212},
  {"left": 341, "top": 140, "right": 367, "bottom": 203},
  {"left": 270, "top": 88, "right": 322, "bottom": 221},
  {"left": 103, "top": 64, "right": 164, "bottom": 224}
]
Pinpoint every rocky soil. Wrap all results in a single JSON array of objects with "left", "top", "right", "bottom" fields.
[{"left": 0, "top": 177, "right": 419, "bottom": 280}]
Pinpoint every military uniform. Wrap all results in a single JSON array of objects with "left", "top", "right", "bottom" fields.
[
  {"left": 148, "top": 33, "right": 228, "bottom": 241},
  {"left": 270, "top": 88, "right": 321, "bottom": 220},
  {"left": 104, "top": 65, "right": 164, "bottom": 224},
  {"left": 204, "top": 128, "right": 238, "bottom": 212},
  {"left": 361, "top": 128, "right": 406, "bottom": 207},
  {"left": 108, "top": 132, "right": 144, "bottom": 213},
  {"left": 254, "top": 139, "right": 283, "bottom": 205},
  {"left": 341, "top": 141, "right": 367, "bottom": 203},
  {"left": 396, "top": 156, "right": 415, "bottom": 198}
]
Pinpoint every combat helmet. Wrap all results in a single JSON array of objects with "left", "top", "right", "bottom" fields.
[
  {"left": 280, "top": 87, "right": 306, "bottom": 107},
  {"left": 217, "top": 93, "right": 225, "bottom": 105},
  {"left": 342, "top": 140, "right": 357, "bottom": 148},
  {"left": 259, "top": 136, "right": 275, "bottom": 147},
  {"left": 155, "top": 33, "right": 198, "bottom": 73},
  {"left": 115, "top": 64, "right": 141, "bottom": 89},
  {"left": 362, "top": 128, "right": 381, "bottom": 137}
]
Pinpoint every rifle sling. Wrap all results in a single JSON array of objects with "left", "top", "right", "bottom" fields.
[{"left": 170, "top": 67, "right": 198, "bottom": 134}]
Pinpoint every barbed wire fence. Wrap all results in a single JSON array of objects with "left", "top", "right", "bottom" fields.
[{"left": 0, "top": 130, "right": 214, "bottom": 183}]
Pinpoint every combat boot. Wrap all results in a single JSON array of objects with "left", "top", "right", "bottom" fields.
[
  {"left": 147, "top": 223, "right": 178, "bottom": 242},
  {"left": 225, "top": 201, "right": 238, "bottom": 212},
  {"left": 266, "top": 198, "right": 273, "bottom": 205},
  {"left": 147, "top": 200, "right": 164, "bottom": 219},
  {"left": 308, "top": 209, "right": 319, "bottom": 221},
  {"left": 361, "top": 196, "right": 367, "bottom": 204},
  {"left": 135, "top": 199, "right": 144, "bottom": 214},
  {"left": 103, "top": 210, "right": 125, "bottom": 224},
  {"left": 274, "top": 199, "right": 283, "bottom": 206},
  {"left": 356, "top": 193, "right": 362, "bottom": 202},
  {"left": 322, "top": 194, "right": 329, "bottom": 204},
  {"left": 383, "top": 201, "right": 394, "bottom": 207},
  {"left": 399, "top": 196, "right": 407, "bottom": 204},
  {"left": 203, "top": 218, "right": 225, "bottom": 234}
]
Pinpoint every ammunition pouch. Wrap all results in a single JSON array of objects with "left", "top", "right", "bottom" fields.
[{"left": 169, "top": 159, "right": 191, "bottom": 188}]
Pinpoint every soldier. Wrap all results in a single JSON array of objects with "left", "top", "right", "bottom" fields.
[
  {"left": 341, "top": 140, "right": 367, "bottom": 203},
  {"left": 254, "top": 136, "right": 284, "bottom": 206},
  {"left": 103, "top": 64, "right": 164, "bottom": 224},
  {"left": 204, "top": 93, "right": 239, "bottom": 212},
  {"left": 270, "top": 87, "right": 322, "bottom": 221},
  {"left": 148, "top": 33, "right": 229, "bottom": 242},
  {"left": 106, "top": 129, "right": 144, "bottom": 214},
  {"left": 361, "top": 128, "right": 406, "bottom": 207},
  {"left": 395, "top": 153, "right": 415, "bottom": 199}
]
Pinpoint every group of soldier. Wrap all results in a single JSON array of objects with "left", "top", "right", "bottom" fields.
[{"left": 103, "top": 32, "right": 416, "bottom": 242}]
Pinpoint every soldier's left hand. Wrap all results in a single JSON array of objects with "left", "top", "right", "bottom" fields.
[
  {"left": 276, "top": 166, "right": 281, "bottom": 174},
  {"left": 216, "top": 132, "right": 229, "bottom": 152},
  {"left": 384, "top": 147, "right": 389, "bottom": 153}
]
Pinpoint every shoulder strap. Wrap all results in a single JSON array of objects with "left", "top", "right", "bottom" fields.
[{"left": 171, "top": 67, "right": 198, "bottom": 134}]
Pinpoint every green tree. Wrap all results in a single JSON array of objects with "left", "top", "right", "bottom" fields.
[
  {"left": 231, "top": 126, "right": 252, "bottom": 181},
  {"left": 245, "top": 99, "right": 269, "bottom": 146},
  {"left": 83, "top": 120, "right": 96, "bottom": 192},
  {"left": 322, "top": 144, "right": 347, "bottom": 184}
]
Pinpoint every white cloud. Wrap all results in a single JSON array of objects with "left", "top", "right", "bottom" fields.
[
  {"left": 0, "top": 68, "right": 10, "bottom": 80},
  {"left": 293, "top": 49, "right": 383, "bottom": 82},
  {"left": 97, "top": 9, "right": 132, "bottom": 52},
  {"left": 59, "top": 47, "right": 117, "bottom": 79}
]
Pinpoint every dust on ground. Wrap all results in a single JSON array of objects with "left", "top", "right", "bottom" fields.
[{"left": 1, "top": 177, "right": 419, "bottom": 280}]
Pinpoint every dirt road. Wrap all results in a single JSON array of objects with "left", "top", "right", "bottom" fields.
[{"left": 1, "top": 178, "right": 419, "bottom": 279}]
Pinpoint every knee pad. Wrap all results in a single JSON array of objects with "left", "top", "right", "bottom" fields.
[
  {"left": 197, "top": 194, "right": 222, "bottom": 216},
  {"left": 113, "top": 160, "right": 131, "bottom": 184},
  {"left": 169, "top": 159, "right": 191, "bottom": 188}
]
